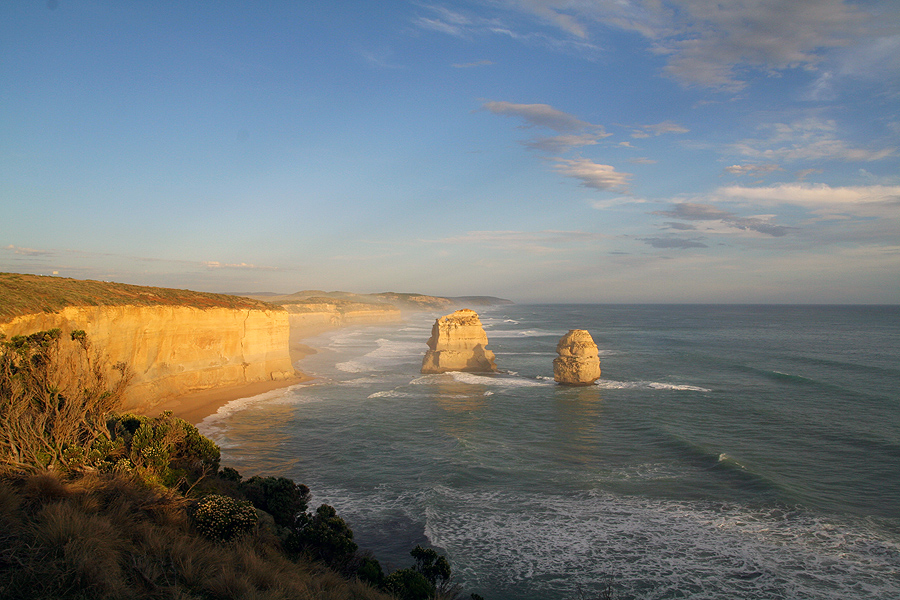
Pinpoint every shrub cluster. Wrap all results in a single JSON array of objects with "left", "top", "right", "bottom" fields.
[
  {"left": 191, "top": 494, "right": 258, "bottom": 542},
  {"left": 0, "top": 328, "right": 129, "bottom": 471},
  {"left": 105, "top": 411, "right": 220, "bottom": 488}
]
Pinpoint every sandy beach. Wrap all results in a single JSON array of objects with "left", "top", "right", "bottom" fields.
[{"left": 150, "top": 341, "right": 319, "bottom": 424}]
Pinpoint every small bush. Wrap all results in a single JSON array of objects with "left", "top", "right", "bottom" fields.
[
  {"left": 287, "top": 503, "right": 358, "bottom": 568},
  {"left": 106, "top": 411, "right": 220, "bottom": 488},
  {"left": 384, "top": 568, "right": 436, "bottom": 600},
  {"left": 191, "top": 494, "right": 257, "bottom": 542},
  {"left": 411, "top": 545, "right": 452, "bottom": 591},
  {"left": 219, "top": 466, "right": 242, "bottom": 483},
  {"left": 240, "top": 475, "right": 310, "bottom": 527}
]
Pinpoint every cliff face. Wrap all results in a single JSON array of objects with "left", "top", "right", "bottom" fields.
[
  {"left": 0, "top": 305, "right": 295, "bottom": 411},
  {"left": 553, "top": 329, "right": 601, "bottom": 385},
  {"left": 421, "top": 309, "right": 497, "bottom": 374},
  {"left": 281, "top": 301, "right": 402, "bottom": 338}
]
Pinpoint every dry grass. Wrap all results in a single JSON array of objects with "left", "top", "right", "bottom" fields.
[
  {"left": 0, "top": 470, "right": 396, "bottom": 600},
  {"left": 0, "top": 272, "right": 281, "bottom": 321},
  {"left": 0, "top": 329, "right": 129, "bottom": 471}
]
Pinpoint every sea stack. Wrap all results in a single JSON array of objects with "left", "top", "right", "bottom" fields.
[
  {"left": 553, "top": 329, "right": 601, "bottom": 385},
  {"left": 421, "top": 309, "right": 497, "bottom": 374}
]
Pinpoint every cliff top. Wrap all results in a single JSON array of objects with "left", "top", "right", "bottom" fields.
[{"left": 0, "top": 272, "right": 281, "bottom": 322}]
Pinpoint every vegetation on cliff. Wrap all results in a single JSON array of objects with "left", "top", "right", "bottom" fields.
[
  {"left": 0, "top": 329, "right": 464, "bottom": 600},
  {"left": 0, "top": 273, "right": 282, "bottom": 321}
]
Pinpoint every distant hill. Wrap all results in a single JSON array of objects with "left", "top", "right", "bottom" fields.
[
  {"left": 447, "top": 295, "right": 515, "bottom": 306},
  {"left": 0, "top": 273, "right": 278, "bottom": 321},
  {"left": 239, "top": 290, "right": 513, "bottom": 312}
]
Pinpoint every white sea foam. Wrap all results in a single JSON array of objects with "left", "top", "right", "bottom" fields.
[
  {"left": 419, "top": 488, "right": 900, "bottom": 600},
  {"left": 335, "top": 360, "right": 369, "bottom": 373},
  {"left": 197, "top": 383, "right": 312, "bottom": 438},
  {"left": 340, "top": 376, "right": 392, "bottom": 386},
  {"left": 299, "top": 481, "right": 899, "bottom": 600},
  {"left": 597, "top": 380, "right": 711, "bottom": 392},
  {"left": 367, "top": 390, "right": 417, "bottom": 399},
  {"left": 336, "top": 338, "right": 424, "bottom": 373},
  {"left": 487, "top": 329, "right": 560, "bottom": 339},
  {"left": 409, "top": 372, "right": 552, "bottom": 388}
]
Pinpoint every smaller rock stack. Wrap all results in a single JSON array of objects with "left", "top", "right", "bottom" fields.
[
  {"left": 553, "top": 329, "right": 601, "bottom": 385},
  {"left": 421, "top": 309, "right": 497, "bottom": 374}
]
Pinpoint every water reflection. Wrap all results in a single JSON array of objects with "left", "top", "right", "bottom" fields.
[
  {"left": 432, "top": 379, "right": 489, "bottom": 440},
  {"left": 553, "top": 384, "right": 604, "bottom": 466}
]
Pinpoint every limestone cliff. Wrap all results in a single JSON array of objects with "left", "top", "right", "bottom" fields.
[
  {"left": 279, "top": 299, "right": 402, "bottom": 339},
  {"left": 553, "top": 329, "right": 601, "bottom": 385},
  {"left": 421, "top": 309, "right": 497, "bottom": 374},
  {"left": 0, "top": 305, "right": 295, "bottom": 412}
]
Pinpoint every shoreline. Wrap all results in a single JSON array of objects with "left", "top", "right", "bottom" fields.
[{"left": 149, "top": 341, "right": 320, "bottom": 425}]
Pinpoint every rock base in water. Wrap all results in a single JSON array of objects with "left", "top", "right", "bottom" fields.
[
  {"left": 421, "top": 309, "right": 497, "bottom": 374},
  {"left": 553, "top": 329, "right": 601, "bottom": 385}
]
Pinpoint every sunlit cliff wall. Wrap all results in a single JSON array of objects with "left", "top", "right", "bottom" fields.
[
  {"left": 283, "top": 302, "right": 403, "bottom": 337},
  {"left": 0, "top": 305, "right": 296, "bottom": 411}
]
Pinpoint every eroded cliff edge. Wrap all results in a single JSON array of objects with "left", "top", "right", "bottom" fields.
[{"left": 0, "top": 274, "right": 296, "bottom": 413}]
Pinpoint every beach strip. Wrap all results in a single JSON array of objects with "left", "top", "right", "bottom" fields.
[{"left": 150, "top": 342, "right": 319, "bottom": 424}]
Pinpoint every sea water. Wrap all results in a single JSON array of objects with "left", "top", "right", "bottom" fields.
[{"left": 200, "top": 305, "right": 900, "bottom": 599}]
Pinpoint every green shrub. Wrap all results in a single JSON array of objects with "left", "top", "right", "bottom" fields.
[
  {"left": 357, "top": 555, "right": 385, "bottom": 587},
  {"left": 240, "top": 475, "right": 310, "bottom": 527},
  {"left": 106, "top": 411, "right": 220, "bottom": 488},
  {"left": 410, "top": 545, "right": 452, "bottom": 591},
  {"left": 287, "top": 503, "right": 358, "bottom": 568},
  {"left": 0, "top": 328, "right": 128, "bottom": 471},
  {"left": 219, "top": 466, "right": 242, "bottom": 482},
  {"left": 379, "top": 545, "right": 454, "bottom": 600},
  {"left": 383, "top": 568, "right": 436, "bottom": 600},
  {"left": 191, "top": 494, "right": 258, "bottom": 542}
]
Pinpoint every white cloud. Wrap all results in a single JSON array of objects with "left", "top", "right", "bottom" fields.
[
  {"left": 715, "top": 183, "right": 900, "bottom": 215},
  {"left": 639, "top": 236, "right": 708, "bottom": 249},
  {"left": 414, "top": 4, "right": 600, "bottom": 56},
  {"left": 4, "top": 244, "right": 54, "bottom": 256},
  {"left": 451, "top": 59, "right": 495, "bottom": 68},
  {"left": 522, "top": 133, "right": 610, "bottom": 153},
  {"left": 202, "top": 261, "right": 278, "bottom": 271},
  {"left": 500, "top": 0, "right": 887, "bottom": 91},
  {"left": 481, "top": 100, "right": 599, "bottom": 132},
  {"left": 653, "top": 202, "right": 793, "bottom": 236},
  {"left": 413, "top": 6, "right": 473, "bottom": 36},
  {"left": 642, "top": 121, "right": 690, "bottom": 135},
  {"left": 731, "top": 118, "right": 896, "bottom": 162},
  {"left": 482, "top": 100, "right": 626, "bottom": 188},
  {"left": 723, "top": 164, "right": 783, "bottom": 176},
  {"left": 552, "top": 158, "right": 631, "bottom": 191}
]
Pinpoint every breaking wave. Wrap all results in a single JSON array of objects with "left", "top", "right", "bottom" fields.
[
  {"left": 597, "top": 379, "right": 711, "bottom": 392},
  {"left": 410, "top": 372, "right": 553, "bottom": 388}
]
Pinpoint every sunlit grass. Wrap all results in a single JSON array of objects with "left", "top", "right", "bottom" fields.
[{"left": 0, "top": 272, "right": 281, "bottom": 321}]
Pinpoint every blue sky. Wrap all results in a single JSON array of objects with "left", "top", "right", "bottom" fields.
[{"left": 2, "top": 1, "right": 898, "bottom": 303}]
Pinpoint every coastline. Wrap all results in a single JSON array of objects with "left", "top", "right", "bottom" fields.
[{"left": 148, "top": 341, "right": 320, "bottom": 425}]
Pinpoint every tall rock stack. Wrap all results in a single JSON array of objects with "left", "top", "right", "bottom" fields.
[
  {"left": 421, "top": 309, "right": 497, "bottom": 374},
  {"left": 553, "top": 329, "right": 601, "bottom": 385}
]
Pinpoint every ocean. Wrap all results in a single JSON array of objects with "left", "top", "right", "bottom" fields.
[{"left": 199, "top": 304, "right": 900, "bottom": 600}]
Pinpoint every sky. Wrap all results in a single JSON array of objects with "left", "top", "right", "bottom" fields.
[{"left": 2, "top": 1, "right": 899, "bottom": 303}]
